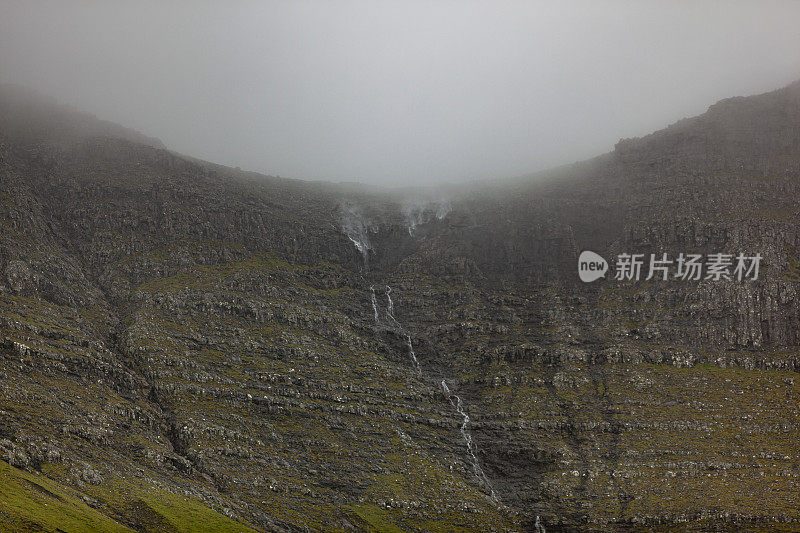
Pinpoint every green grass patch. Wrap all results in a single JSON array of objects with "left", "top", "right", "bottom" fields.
[
  {"left": 0, "top": 459, "right": 133, "bottom": 532},
  {"left": 349, "top": 503, "right": 404, "bottom": 533}
]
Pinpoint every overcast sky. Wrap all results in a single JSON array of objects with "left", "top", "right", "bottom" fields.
[{"left": 1, "top": 1, "right": 799, "bottom": 186}]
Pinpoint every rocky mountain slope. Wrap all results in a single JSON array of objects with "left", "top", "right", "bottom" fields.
[{"left": 1, "top": 80, "right": 800, "bottom": 531}]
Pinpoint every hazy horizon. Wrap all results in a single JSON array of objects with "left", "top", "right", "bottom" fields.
[{"left": 2, "top": 1, "right": 799, "bottom": 186}]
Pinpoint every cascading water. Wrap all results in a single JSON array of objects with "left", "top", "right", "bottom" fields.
[
  {"left": 402, "top": 199, "right": 452, "bottom": 236},
  {"left": 386, "top": 286, "right": 394, "bottom": 319},
  {"left": 406, "top": 334, "right": 421, "bottom": 374},
  {"left": 341, "top": 203, "right": 373, "bottom": 269},
  {"left": 370, "top": 285, "right": 379, "bottom": 323},
  {"left": 441, "top": 380, "right": 497, "bottom": 501},
  {"left": 342, "top": 201, "right": 501, "bottom": 504},
  {"left": 348, "top": 236, "right": 368, "bottom": 261},
  {"left": 364, "top": 280, "right": 498, "bottom": 501},
  {"left": 383, "top": 286, "right": 420, "bottom": 374}
]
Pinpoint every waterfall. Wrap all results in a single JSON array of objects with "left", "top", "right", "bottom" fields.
[
  {"left": 402, "top": 198, "right": 451, "bottom": 235},
  {"left": 340, "top": 203, "right": 373, "bottom": 269},
  {"left": 371, "top": 285, "right": 498, "bottom": 501},
  {"left": 348, "top": 236, "right": 367, "bottom": 256},
  {"left": 441, "top": 380, "right": 451, "bottom": 395},
  {"left": 370, "top": 286, "right": 379, "bottom": 323},
  {"left": 534, "top": 515, "right": 546, "bottom": 533},
  {"left": 441, "top": 379, "right": 498, "bottom": 501},
  {"left": 347, "top": 236, "right": 369, "bottom": 268},
  {"left": 435, "top": 200, "right": 451, "bottom": 219},
  {"left": 386, "top": 286, "right": 394, "bottom": 319},
  {"left": 406, "top": 335, "right": 421, "bottom": 374},
  {"left": 384, "top": 287, "right": 418, "bottom": 373}
]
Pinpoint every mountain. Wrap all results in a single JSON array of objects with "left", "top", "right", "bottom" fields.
[{"left": 1, "top": 79, "right": 800, "bottom": 531}]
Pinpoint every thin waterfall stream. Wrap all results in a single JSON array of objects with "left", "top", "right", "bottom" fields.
[
  {"left": 370, "top": 285, "right": 379, "bottom": 323},
  {"left": 441, "top": 379, "right": 498, "bottom": 501},
  {"left": 369, "top": 283, "right": 497, "bottom": 500}
]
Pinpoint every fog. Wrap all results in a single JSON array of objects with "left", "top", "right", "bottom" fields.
[{"left": 1, "top": 1, "right": 799, "bottom": 186}]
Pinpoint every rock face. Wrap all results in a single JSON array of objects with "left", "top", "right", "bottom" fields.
[{"left": 2, "top": 80, "right": 800, "bottom": 531}]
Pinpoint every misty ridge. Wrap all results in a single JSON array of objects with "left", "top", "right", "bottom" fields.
[
  {"left": 3, "top": 2, "right": 800, "bottom": 533},
  {"left": 2, "top": 2, "right": 799, "bottom": 187}
]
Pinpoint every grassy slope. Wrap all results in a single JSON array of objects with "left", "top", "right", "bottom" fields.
[
  {"left": 0, "top": 459, "right": 261, "bottom": 532},
  {"left": 0, "top": 459, "right": 132, "bottom": 532}
]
